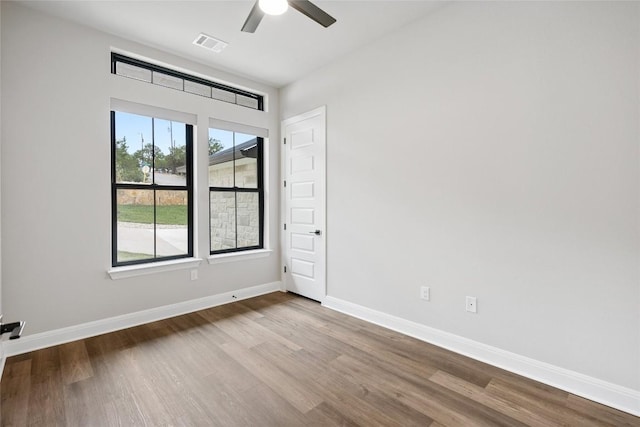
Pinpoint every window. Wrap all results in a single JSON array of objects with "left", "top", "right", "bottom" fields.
[
  {"left": 111, "top": 53, "right": 264, "bottom": 111},
  {"left": 111, "top": 111, "right": 193, "bottom": 266},
  {"left": 209, "top": 128, "right": 264, "bottom": 254}
]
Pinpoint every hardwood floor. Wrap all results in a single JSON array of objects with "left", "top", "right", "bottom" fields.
[{"left": 1, "top": 292, "right": 638, "bottom": 426}]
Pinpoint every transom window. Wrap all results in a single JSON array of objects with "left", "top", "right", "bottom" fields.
[
  {"left": 111, "top": 110, "right": 194, "bottom": 266},
  {"left": 112, "top": 53, "right": 264, "bottom": 111},
  {"left": 209, "top": 128, "right": 264, "bottom": 254}
]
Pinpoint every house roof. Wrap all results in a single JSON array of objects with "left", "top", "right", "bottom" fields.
[
  {"left": 175, "top": 138, "right": 258, "bottom": 174},
  {"left": 209, "top": 138, "right": 258, "bottom": 166}
]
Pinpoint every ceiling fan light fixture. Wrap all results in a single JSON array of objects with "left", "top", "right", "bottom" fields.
[{"left": 259, "top": 0, "right": 288, "bottom": 16}]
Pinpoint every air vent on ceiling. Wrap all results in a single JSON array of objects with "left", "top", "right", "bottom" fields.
[{"left": 193, "top": 33, "right": 228, "bottom": 53}]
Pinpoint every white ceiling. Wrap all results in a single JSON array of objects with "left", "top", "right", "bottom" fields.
[{"left": 18, "top": 0, "right": 443, "bottom": 87}]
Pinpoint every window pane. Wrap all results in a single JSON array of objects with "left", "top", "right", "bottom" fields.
[
  {"left": 152, "top": 71, "right": 183, "bottom": 90},
  {"left": 210, "top": 191, "right": 236, "bottom": 252},
  {"left": 116, "top": 189, "right": 155, "bottom": 262},
  {"left": 114, "top": 112, "right": 152, "bottom": 184},
  {"left": 115, "top": 62, "right": 152, "bottom": 83},
  {"left": 208, "top": 128, "right": 235, "bottom": 187},
  {"left": 211, "top": 87, "right": 236, "bottom": 103},
  {"left": 155, "top": 190, "right": 189, "bottom": 256},
  {"left": 236, "top": 192, "right": 259, "bottom": 248},
  {"left": 236, "top": 94, "right": 259, "bottom": 109},
  {"left": 154, "top": 119, "right": 187, "bottom": 185},
  {"left": 184, "top": 80, "right": 211, "bottom": 97},
  {"left": 234, "top": 133, "right": 258, "bottom": 189}
]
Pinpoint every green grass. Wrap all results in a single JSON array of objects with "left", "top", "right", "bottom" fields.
[{"left": 117, "top": 204, "right": 188, "bottom": 225}]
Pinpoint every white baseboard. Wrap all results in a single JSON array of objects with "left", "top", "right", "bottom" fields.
[
  {"left": 323, "top": 296, "right": 640, "bottom": 417},
  {"left": 3, "top": 281, "right": 282, "bottom": 358}
]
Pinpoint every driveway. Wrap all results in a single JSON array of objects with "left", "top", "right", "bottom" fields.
[{"left": 117, "top": 222, "right": 188, "bottom": 256}]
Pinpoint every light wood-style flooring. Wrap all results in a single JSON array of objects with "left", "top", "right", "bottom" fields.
[{"left": 1, "top": 292, "right": 638, "bottom": 426}]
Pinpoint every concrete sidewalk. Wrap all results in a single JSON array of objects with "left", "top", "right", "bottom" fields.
[{"left": 117, "top": 223, "right": 188, "bottom": 256}]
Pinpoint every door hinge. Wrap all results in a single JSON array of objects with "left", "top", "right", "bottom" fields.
[
  {"left": 284, "top": 180, "right": 287, "bottom": 187},
  {"left": 284, "top": 223, "right": 287, "bottom": 231},
  {"left": 284, "top": 138, "right": 287, "bottom": 145},
  {"left": 284, "top": 266, "right": 287, "bottom": 273}
]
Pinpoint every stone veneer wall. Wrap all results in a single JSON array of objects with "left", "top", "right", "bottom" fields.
[
  {"left": 117, "top": 189, "right": 187, "bottom": 205},
  {"left": 209, "top": 161, "right": 260, "bottom": 251},
  {"left": 209, "top": 192, "right": 259, "bottom": 251}
]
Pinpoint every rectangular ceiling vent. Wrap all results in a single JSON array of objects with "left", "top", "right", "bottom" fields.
[{"left": 193, "top": 33, "right": 228, "bottom": 53}]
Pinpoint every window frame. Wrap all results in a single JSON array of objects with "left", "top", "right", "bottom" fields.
[
  {"left": 209, "top": 134, "right": 264, "bottom": 255},
  {"left": 111, "top": 110, "right": 194, "bottom": 267}
]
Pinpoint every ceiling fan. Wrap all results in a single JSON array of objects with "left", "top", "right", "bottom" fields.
[{"left": 242, "top": 0, "right": 337, "bottom": 33}]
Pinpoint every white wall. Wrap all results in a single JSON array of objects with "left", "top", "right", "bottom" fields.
[
  {"left": 281, "top": 1, "right": 640, "bottom": 391},
  {"left": 1, "top": 2, "right": 280, "bottom": 335}
]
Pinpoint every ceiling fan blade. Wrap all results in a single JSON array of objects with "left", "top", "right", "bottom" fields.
[
  {"left": 241, "top": 1, "right": 265, "bottom": 33},
  {"left": 289, "top": 0, "right": 337, "bottom": 28}
]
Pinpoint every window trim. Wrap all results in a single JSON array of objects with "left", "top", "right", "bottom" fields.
[
  {"left": 111, "top": 110, "right": 194, "bottom": 267},
  {"left": 209, "top": 135, "right": 264, "bottom": 255},
  {"left": 111, "top": 53, "right": 264, "bottom": 111},
  {"left": 207, "top": 249, "right": 272, "bottom": 265},
  {"left": 108, "top": 257, "right": 203, "bottom": 280}
]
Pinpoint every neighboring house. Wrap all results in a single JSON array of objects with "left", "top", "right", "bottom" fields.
[
  {"left": 176, "top": 138, "right": 259, "bottom": 187},
  {"left": 206, "top": 139, "right": 260, "bottom": 251}
]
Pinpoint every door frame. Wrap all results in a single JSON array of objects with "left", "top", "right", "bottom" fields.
[{"left": 280, "top": 106, "right": 327, "bottom": 301}]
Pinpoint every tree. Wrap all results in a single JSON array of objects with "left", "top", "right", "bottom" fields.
[
  {"left": 133, "top": 143, "right": 164, "bottom": 169},
  {"left": 209, "top": 138, "right": 224, "bottom": 156},
  {"left": 115, "top": 137, "right": 143, "bottom": 182},
  {"left": 165, "top": 145, "right": 186, "bottom": 174}
]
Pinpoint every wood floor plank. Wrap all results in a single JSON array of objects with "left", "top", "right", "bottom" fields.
[
  {"left": 253, "top": 311, "right": 340, "bottom": 364},
  {"left": 304, "top": 401, "right": 361, "bottom": 427},
  {"left": 358, "top": 386, "right": 435, "bottom": 426},
  {"left": 313, "top": 364, "right": 413, "bottom": 427},
  {"left": 233, "top": 382, "right": 309, "bottom": 426},
  {"left": 328, "top": 353, "right": 499, "bottom": 427},
  {"left": 0, "top": 358, "right": 31, "bottom": 427},
  {"left": 2, "top": 292, "right": 638, "bottom": 426},
  {"left": 199, "top": 304, "right": 301, "bottom": 351},
  {"left": 220, "top": 340, "right": 325, "bottom": 413},
  {"left": 429, "top": 369, "right": 563, "bottom": 426},
  {"left": 487, "top": 368, "right": 570, "bottom": 406},
  {"left": 28, "top": 347, "right": 67, "bottom": 426},
  {"left": 486, "top": 378, "right": 616, "bottom": 427},
  {"left": 252, "top": 341, "right": 429, "bottom": 426},
  {"left": 180, "top": 371, "right": 259, "bottom": 426},
  {"left": 62, "top": 378, "right": 111, "bottom": 427},
  {"left": 566, "top": 394, "right": 640, "bottom": 427},
  {"left": 58, "top": 341, "right": 93, "bottom": 385}
]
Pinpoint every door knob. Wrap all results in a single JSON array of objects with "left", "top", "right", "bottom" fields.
[
  {"left": 0, "top": 315, "right": 25, "bottom": 340},
  {"left": 309, "top": 230, "right": 322, "bottom": 236}
]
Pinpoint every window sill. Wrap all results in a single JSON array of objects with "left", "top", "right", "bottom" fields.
[
  {"left": 208, "top": 249, "right": 272, "bottom": 265},
  {"left": 108, "top": 257, "right": 203, "bottom": 280}
]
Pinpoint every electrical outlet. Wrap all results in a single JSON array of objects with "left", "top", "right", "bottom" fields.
[
  {"left": 190, "top": 270, "right": 198, "bottom": 281},
  {"left": 420, "top": 286, "right": 430, "bottom": 301},
  {"left": 466, "top": 296, "right": 477, "bottom": 313}
]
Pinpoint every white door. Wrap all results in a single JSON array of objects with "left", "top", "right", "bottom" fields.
[{"left": 282, "top": 107, "right": 326, "bottom": 302}]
